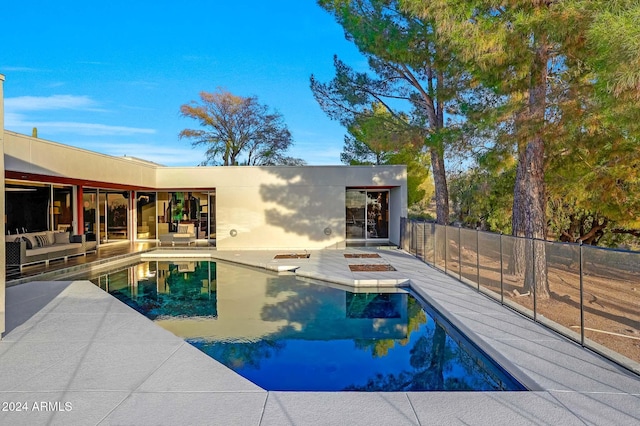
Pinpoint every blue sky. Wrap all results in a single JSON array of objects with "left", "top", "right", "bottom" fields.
[{"left": 1, "top": 1, "right": 368, "bottom": 166}]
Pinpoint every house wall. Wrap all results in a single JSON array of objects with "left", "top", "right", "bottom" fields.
[
  {"left": 155, "top": 165, "right": 407, "bottom": 250},
  {"left": 0, "top": 74, "right": 5, "bottom": 338},
  {"left": 3, "top": 131, "right": 407, "bottom": 251},
  {"left": 3, "top": 131, "right": 157, "bottom": 188},
  {"left": 389, "top": 186, "right": 404, "bottom": 245}
]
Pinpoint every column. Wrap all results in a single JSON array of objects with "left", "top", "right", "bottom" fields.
[
  {"left": 76, "top": 185, "right": 84, "bottom": 235},
  {"left": 1, "top": 73, "right": 6, "bottom": 338}
]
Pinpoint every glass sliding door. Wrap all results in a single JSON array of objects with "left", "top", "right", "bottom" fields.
[
  {"left": 184, "top": 191, "right": 206, "bottom": 239},
  {"left": 346, "top": 189, "right": 389, "bottom": 240},
  {"left": 208, "top": 191, "right": 216, "bottom": 240},
  {"left": 157, "top": 190, "right": 216, "bottom": 243},
  {"left": 98, "top": 191, "right": 129, "bottom": 243},
  {"left": 83, "top": 189, "right": 98, "bottom": 241},
  {"left": 157, "top": 192, "right": 171, "bottom": 236},
  {"left": 136, "top": 192, "right": 156, "bottom": 240},
  {"left": 99, "top": 191, "right": 107, "bottom": 243},
  {"left": 106, "top": 192, "right": 129, "bottom": 240},
  {"left": 52, "top": 185, "right": 73, "bottom": 232},
  {"left": 5, "top": 181, "right": 50, "bottom": 233},
  {"left": 4, "top": 181, "right": 74, "bottom": 234},
  {"left": 366, "top": 191, "right": 389, "bottom": 239},
  {"left": 346, "top": 190, "right": 366, "bottom": 239}
]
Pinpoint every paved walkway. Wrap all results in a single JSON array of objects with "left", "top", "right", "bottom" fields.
[{"left": 1, "top": 248, "right": 639, "bottom": 425}]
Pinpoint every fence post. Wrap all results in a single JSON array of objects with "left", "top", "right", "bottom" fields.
[
  {"left": 444, "top": 225, "right": 448, "bottom": 273},
  {"left": 423, "top": 220, "right": 427, "bottom": 263},
  {"left": 476, "top": 228, "right": 480, "bottom": 291},
  {"left": 532, "top": 238, "right": 537, "bottom": 322},
  {"left": 458, "top": 225, "right": 462, "bottom": 280},
  {"left": 579, "top": 241, "right": 584, "bottom": 347},
  {"left": 433, "top": 223, "right": 436, "bottom": 266},
  {"left": 499, "top": 232, "right": 504, "bottom": 305},
  {"left": 411, "top": 221, "right": 415, "bottom": 255}
]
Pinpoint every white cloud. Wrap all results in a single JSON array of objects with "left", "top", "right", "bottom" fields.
[
  {"left": 3, "top": 112, "right": 26, "bottom": 128},
  {"left": 0, "top": 66, "right": 41, "bottom": 72},
  {"left": 4, "top": 94, "right": 156, "bottom": 137},
  {"left": 32, "top": 121, "right": 155, "bottom": 136},
  {"left": 5, "top": 94, "right": 101, "bottom": 112},
  {"left": 5, "top": 113, "right": 156, "bottom": 137},
  {"left": 80, "top": 142, "right": 205, "bottom": 166}
]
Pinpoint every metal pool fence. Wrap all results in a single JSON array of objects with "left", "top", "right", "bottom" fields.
[{"left": 400, "top": 218, "right": 640, "bottom": 374}]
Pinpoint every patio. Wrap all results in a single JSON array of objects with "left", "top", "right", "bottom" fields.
[{"left": 1, "top": 247, "right": 639, "bottom": 425}]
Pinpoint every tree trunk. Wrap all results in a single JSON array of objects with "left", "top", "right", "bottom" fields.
[
  {"left": 223, "top": 145, "right": 231, "bottom": 166},
  {"left": 430, "top": 147, "right": 449, "bottom": 225},
  {"left": 509, "top": 147, "right": 527, "bottom": 276},
  {"left": 434, "top": 72, "right": 449, "bottom": 226},
  {"left": 521, "top": 39, "right": 550, "bottom": 299}
]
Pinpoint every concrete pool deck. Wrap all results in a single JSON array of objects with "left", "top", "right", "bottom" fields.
[{"left": 1, "top": 247, "right": 639, "bottom": 425}]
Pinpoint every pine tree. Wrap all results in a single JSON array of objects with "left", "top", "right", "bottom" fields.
[
  {"left": 401, "top": 0, "right": 590, "bottom": 298},
  {"left": 313, "top": 0, "right": 474, "bottom": 225}
]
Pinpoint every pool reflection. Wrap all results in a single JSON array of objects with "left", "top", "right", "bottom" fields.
[{"left": 89, "top": 260, "right": 522, "bottom": 392}]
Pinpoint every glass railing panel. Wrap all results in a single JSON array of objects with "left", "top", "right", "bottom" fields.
[
  {"left": 477, "top": 231, "right": 502, "bottom": 301},
  {"left": 500, "top": 235, "right": 534, "bottom": 319},
  {"left": 424, "top": 223, "right": 436, "bottom": 267},
  {"left": 459, "top": 228, "right": 479, "bottom": 289},
  {"left": 400, "top": 219, "right": 409, "bottom": 252},
  {"left": 434, "top": 224, "right": 446, "bottom": 272},
  {"left": 582, "top": 246, "right": 640, "bottom": 364},
  {"left": 539, "top": 241, "right": 581, "bottom": 343},
  {"left": 409, "top": 222, "right": 416, "bottom": 254},
  {"left": 402, "top": 219, "right": 640, "bottom": 373},
  {"left": 415, "top": 222, "right": 425, "bottom": 261},
  {"left": 445, "top": 226, "right": 461, "bottom": 278}
]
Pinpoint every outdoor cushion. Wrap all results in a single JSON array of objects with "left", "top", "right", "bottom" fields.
[
  {"left": 21, "top": 236, "right": 33, "bottom": 249},
  {"left": 34, "top": 234, "right": 50, "bottom": 247},
  {"left": 23, "top": 234, "right": 38, "bottom": 248},
  {"left": 45, "top": 231, "right": 56, "bottom": 245},
  {"left": 25, "top": 243, "right": 82, "bottom": 257},
  {"left": 178, "top": 224, "right": 190, "bottom": 233},
  {"left": 54, "top": 232, "right": 70, "bottom": 244}
]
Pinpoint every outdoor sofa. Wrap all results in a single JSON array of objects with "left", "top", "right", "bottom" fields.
[
  {"left": 158, "top": 222, "right": 196, "bottom": 246},
  {"left": 5, "top": 230, "right": 97, "bottom": 272}
]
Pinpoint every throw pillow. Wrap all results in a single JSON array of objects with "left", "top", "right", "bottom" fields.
[
  {"left": 45, "top": 231, "right": 56, "bottom": 245},
  {"left": 21, "top": 236, "right": 33, "bottom": 249},
  {"left": 24, "top": 234, "right": 38, "bottom": 248},
  {"left": 34, "top": 234, "right": 50, "bottom": 247},
  {"left": 54, "top": 232, "right": 70, "bottom": 244},
  {"left": 178, "top": 225, "right": 190, "bottom": 233}
]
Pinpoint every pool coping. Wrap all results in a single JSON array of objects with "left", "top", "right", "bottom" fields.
[{"left": 2, "top": 247, "right": 639, "bottom": 425}]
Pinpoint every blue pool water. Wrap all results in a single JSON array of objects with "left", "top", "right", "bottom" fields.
[{"left": 88, "top": 259, "right": 525, "bottom": 392}]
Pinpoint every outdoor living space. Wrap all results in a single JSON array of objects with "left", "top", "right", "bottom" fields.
[{"left": 1, "top": 246, "right": 639, "bottom": 425}]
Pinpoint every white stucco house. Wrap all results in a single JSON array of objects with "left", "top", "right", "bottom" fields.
[{"left": 0, "top": 73, "right": 408, "bottom": 337}]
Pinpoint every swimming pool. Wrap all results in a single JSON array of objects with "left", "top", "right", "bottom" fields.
[{"left": 86, "top": 259, "right": 525, "bottom": 392}]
